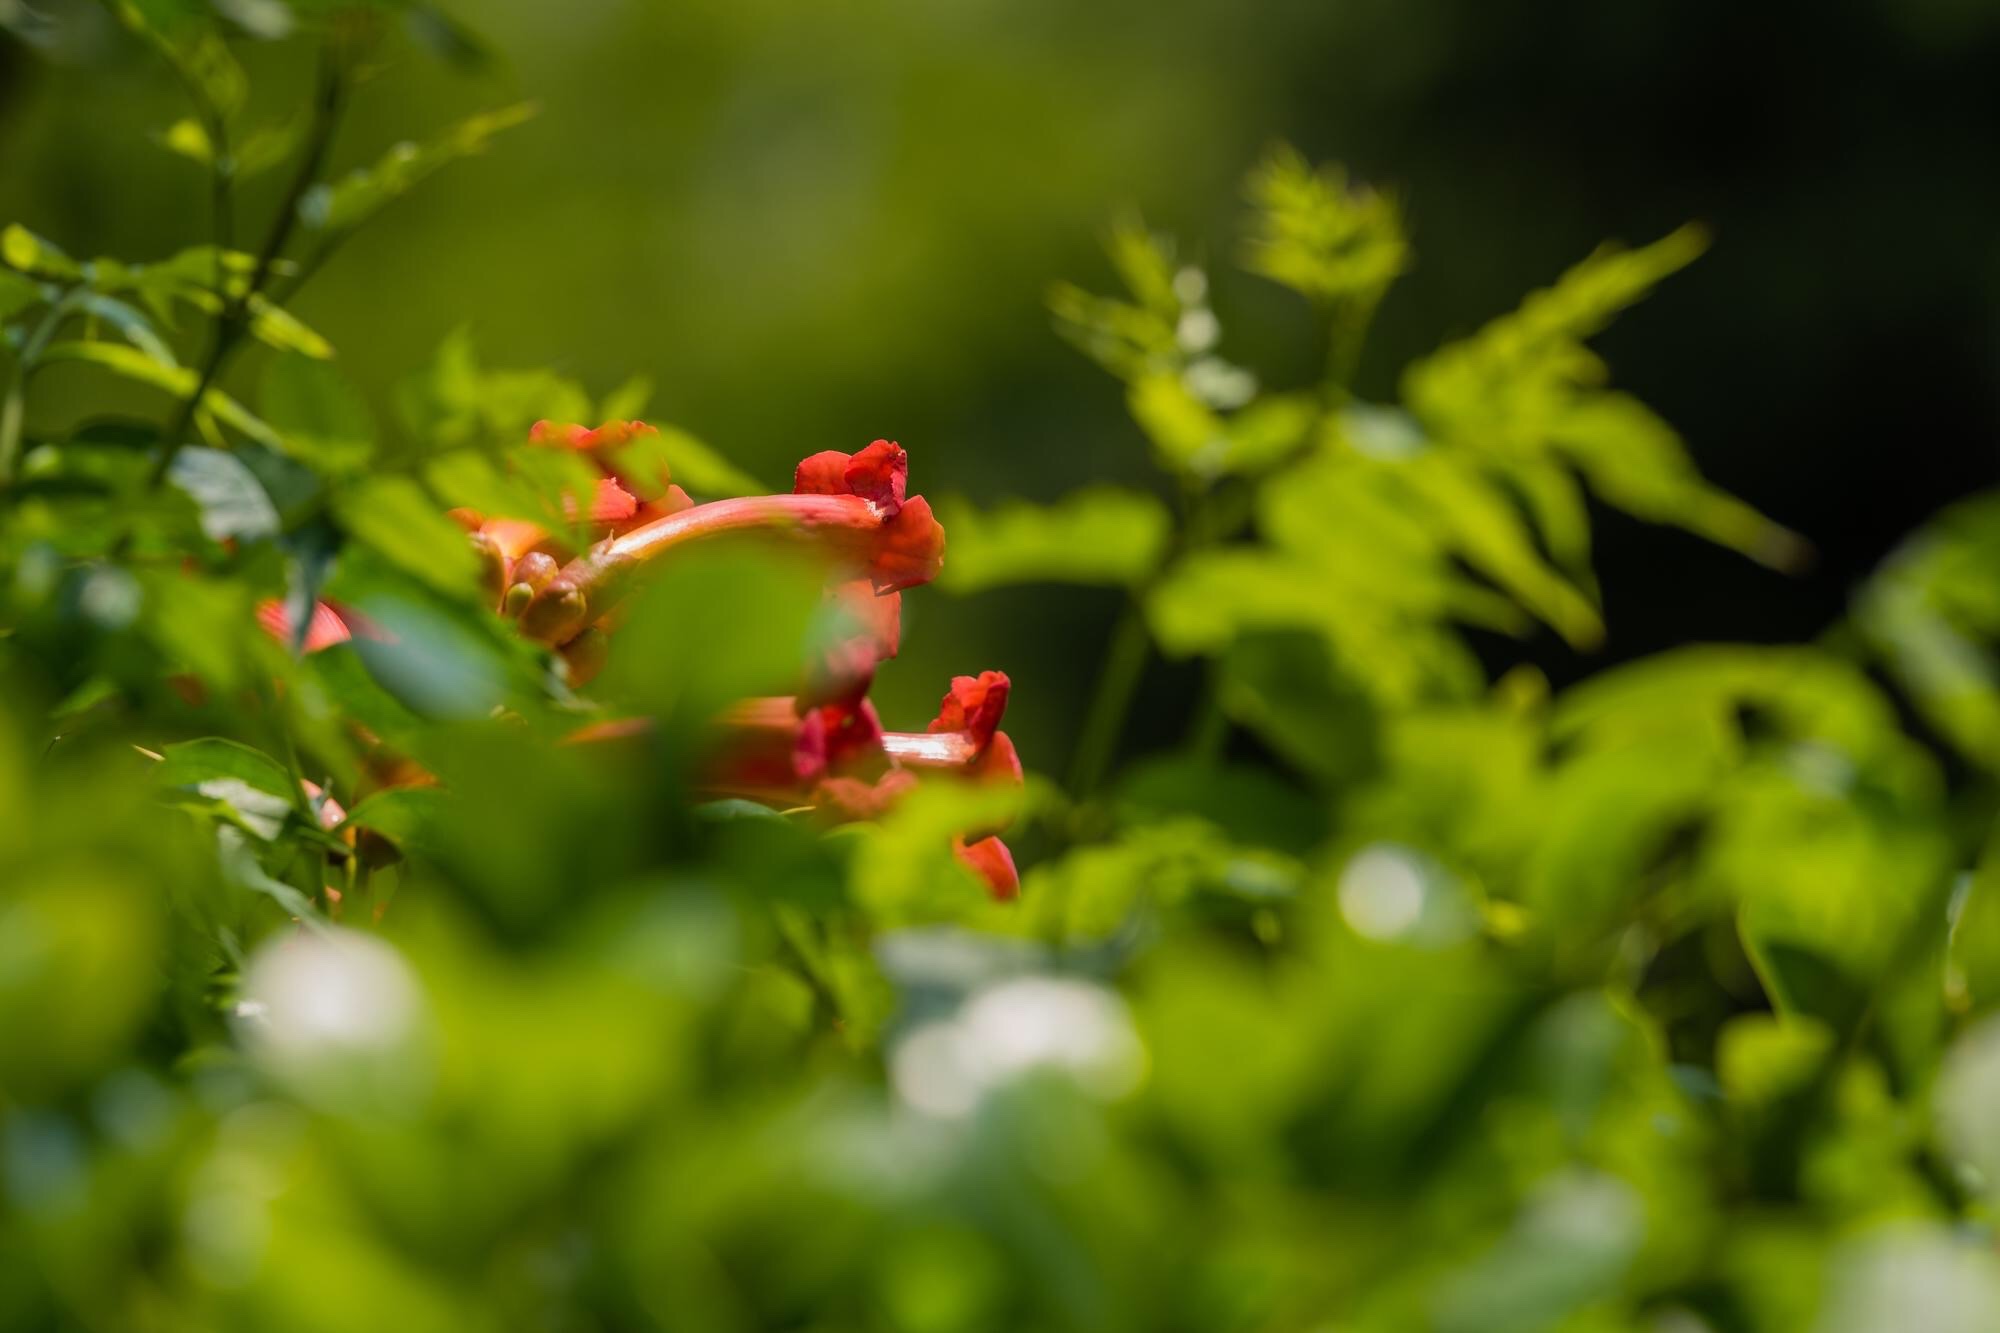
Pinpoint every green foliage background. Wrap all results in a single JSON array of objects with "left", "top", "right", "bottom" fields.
[{"left": 4, "top": 4, "right": 2000, "bottom": 1332}]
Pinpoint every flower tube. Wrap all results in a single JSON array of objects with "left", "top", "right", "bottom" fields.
[{"left": 518, "top": 440, "right": 943, "bottom": 647}]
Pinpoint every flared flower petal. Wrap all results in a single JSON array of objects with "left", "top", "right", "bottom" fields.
[
  {"left": 257, "top": 598, "right": 352, "bottom": 654},
  {"left": 953, "top": 835, "right": 1019, "bottom": 900},
  {"left": 929, "top": 670, "right": 1010, "bottom": 749},
  {"left": 793, "top": 438, "right": 907, "bottom": 516}
]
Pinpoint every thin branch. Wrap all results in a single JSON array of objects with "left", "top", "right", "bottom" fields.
[
  {"left": 0, "top": 289, "right": 79, "bottom": 485},
  {"left": 140, "top": 42, "right": 347, "bottom": 494}
]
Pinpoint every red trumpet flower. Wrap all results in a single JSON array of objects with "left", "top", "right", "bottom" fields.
[
  {"left": 518, "top": 440, "right": 943, "bottom": 648},
  {"left": 249, "top": 425, "right": 1027, "bottom": 905},
  {"left": 696, "top": 669, "right": 1024, "bottom": 898}
]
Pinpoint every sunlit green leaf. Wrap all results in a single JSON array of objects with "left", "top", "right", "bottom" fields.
[
  {"left": 936, "top": 487, "right": 1172, "bottom": 593},
  {"left": 1, "top": 223, "right": 81, "bottom": 280}
]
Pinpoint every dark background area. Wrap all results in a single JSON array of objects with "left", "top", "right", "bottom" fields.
[{"left": 3, "top": 0, "right": 1997, "bottom": 770}]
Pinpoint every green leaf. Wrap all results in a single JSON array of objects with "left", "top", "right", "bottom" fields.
[
  {"left": 1241, "top": 145, "right": 1409, "bottom": 307},
  {"left": 404, "top": 3, "right": 491, "bottom": 69},
  {"left": 1548, "top": 393, "right": 1807, "bottom": 572},
  {"left": 301, "top": 102, "right": 537, "bottom": 234},
  {"left": 154, "top": 737, "right": 296, "bottom": 842},
  {"left": 167, "top": 446, "right": 280, "bottom": 543},
  {"left": 649, "top": 426, "right": 765, "bottom": 499},
  {"left": 74, "top": 292, "right": 177, "bottom": 367},
  {"left": 1, "top": 224, "right": 81, "bottom": 280},
  {"left": 261, "top": 351, "right": 374, "bottom": 468},
  {"left": 246, "top": 295, "right": 334, "bottom": 360},
  {"left": 157, "top": 117, "right": 213, "bottom": 165},
  {"left": 935, "top": 487, "right": 1172, "bottom": 593},
  {"left": 333, "top": 476, "right": 479, "bottom": 595},
  {"left": 597, "top": 373, "right": 654, "bottom": 423},
  {"left": 155, "top": 737, "right": 293, "bottom": 796},
  {"left": 1128, "top": 371, "right": 1225, "bottom": 475},
  {"left": 1716, "top": 1013, "right": 1833, "bottom": 1107},
  {"left": 1219, "top": 630, "right": 1380, "bottom": 785},
  {"left": 178, "top": 30, "right": 246, "bottom": 119},
  {"left": 340, "top": 786, "right": 453, "bottom": 853},
  {"left": 1398, "top": 453, "right": 1604, "bottom": 649},
  {"left": 37, "top": 340, "right": 279, "bottom": 446},
  {"left": 0, "top": 268, "right": 46, "bottom": 321}
]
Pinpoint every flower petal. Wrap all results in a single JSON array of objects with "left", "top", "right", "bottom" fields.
[
  {"left": 929, "top": 670, "right": 1010, "bottom": 749},
  {"left": 953, "top": 835, "right": 1019, "bottom": 900}
]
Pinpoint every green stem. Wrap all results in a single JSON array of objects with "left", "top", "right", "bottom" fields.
[
  {"left": 1187, "top": 674, "right": 1230, "bottom": 758},
  {"left": 1321, "top": 287, "right": 1384, "bottom": 406},
  {"left": 1067, "top": 601, "right": 1153, "bottom": 797},
  {"left": 0, "top": 293, "right": 78, "bottom": 485},
  {"left": 141, "top": 44, "right": 346, "bottom": 494}
]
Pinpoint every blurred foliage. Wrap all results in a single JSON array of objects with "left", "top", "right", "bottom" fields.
[{"left": 3, "top": 6, "right": 2000, "bottom": 1333}]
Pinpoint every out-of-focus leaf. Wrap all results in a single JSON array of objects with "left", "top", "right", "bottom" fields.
[
  {"left": 0, "top": 870, "right": 162, "bottom": 1098},
  {"left": 395, "top": 326, "right": 593, "bottom": 450},
  {"left": 332, "top": 476, "right": 478, "bottom": 595},
  {"left": 1242, "top": 144, "right": 1409, "bottom": 307},
  {"left": 301, "top": 103, "right": 537, "bottom": 234},
  {"left": 1, "top": 223, "right": 81, "bottom": 280},
  {"left": 621, "top": 425, "right": 765, "bottom": 500},
  {"left": 597, "top": 373, "right": 653, "bottom": 423},
  {"left": 1219, "top": 630, "right": 1381, "bottom": 785},
  {"left": 404, "top": 3, "right": 490, "bottom": 68},
  {"left": 157, "top": 116, "right": 213, "bottom": 164},
  {"left": 1550, "top": 393, "right": 1807, "bottom": 572},
  {"left": 246, "top": 295, "right": 335, "bottom": 360},
  {"left": 340, "top": 786, "right": 452, "bottom": 854},
  {"left": 1128, "top": 371, "right": 1224, "bottom": 474},
  {"left": 849, "top": 781, "right": 1031, "bottom": 923},
  {"left": 0, "top": 268, "right": 43, "bottom": 320},
  {"left": 37, "top": 340, "right": 279, "bottom": 446},
  {"left": 1856, "top": 491, "right": 2000, "bottom": 770},
  {"left": 168, "top": 446, "right": 281, "bottom": 543},
  {"left": 211, "top": 0, "right": 292, "bottom": 40},
  {"left": 155, "top": 736, "right": 293, "bottom": 799},
  {"left": 1717, "top": 1013, "right": 1833, "bottom": 1107},
  {"left": 936, "top": 487, "right": 1171, "bottom": 593},
  {"left": 74, "top": 291, "right": 177, "bottom": 367},
  {"left": 1117, "top": 754, "right": 1328, "bottom": 855},
  {"left": 261, "top": 351, "right": 374, "bottom": 468}
]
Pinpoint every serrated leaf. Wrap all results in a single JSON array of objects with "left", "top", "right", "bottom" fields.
[{"left": 1242, "top": 145, "right": 1409, "bottom": 307}]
